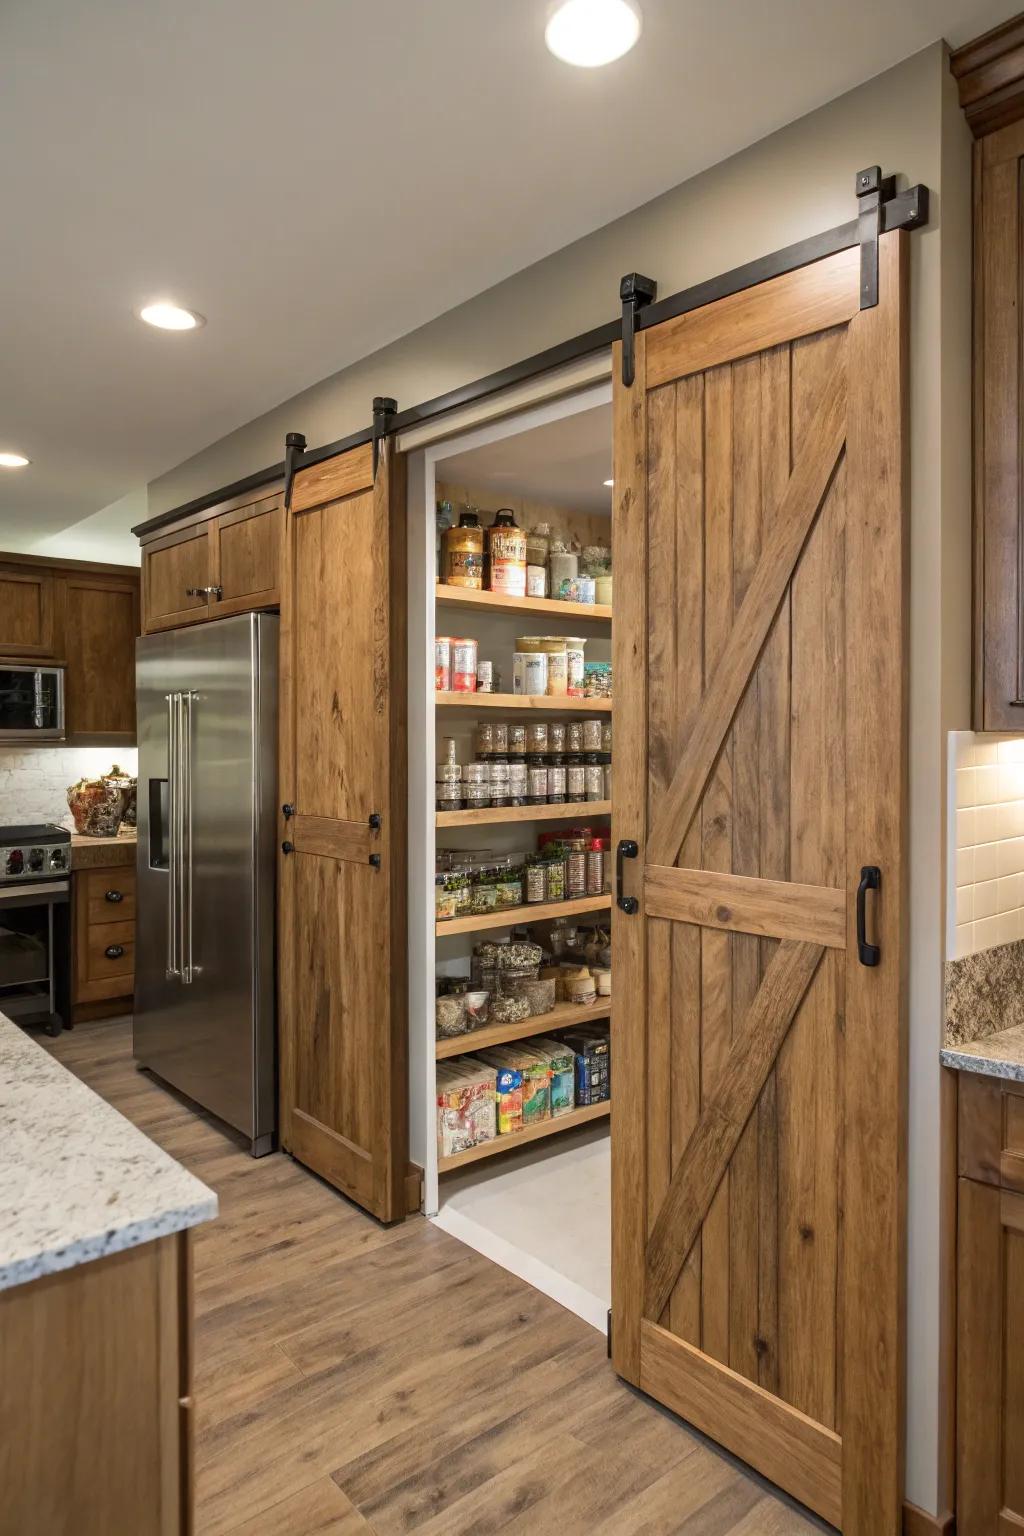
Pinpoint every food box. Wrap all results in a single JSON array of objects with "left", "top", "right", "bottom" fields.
[
  {"left": 557, "top": 1025, "right": 610, "bottom": 1106},
  {"left": 436, "top": 1059, "right": 497, "bottom": 1157},
  {"left": 475, "top": 1045, "right": 551, "bottom": 1129},
  {"left": 527, "top": 1038, "right": 576, "bottom": 1118}
]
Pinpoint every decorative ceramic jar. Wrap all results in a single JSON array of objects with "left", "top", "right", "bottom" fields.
[
  {"left": 66, "top": 776, "right": 125, "bottom": 837},
  {"left": 103, "top": 764, "right": 137, "bottom": 827}
]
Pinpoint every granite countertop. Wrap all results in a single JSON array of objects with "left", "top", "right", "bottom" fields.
[
  {"left": 0, "top": 1011, "right": 216, "bottom": 1292},
  {"left": 941, "top": 1024, "right": 1024, "bottom": 1084},
  {"left": 70, "top": 826, "right": 137, "bottom": 870}
]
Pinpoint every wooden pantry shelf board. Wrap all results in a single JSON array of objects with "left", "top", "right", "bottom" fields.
[
  {"left": 435, "top": 1000, "right": 611, "bottom": 1060},
  {"left": 438, "top": 1100, "right": 611, "bottom": 1173},
  {"left": 435, "top": 583, "right": 612, "bottom": 623},
  {"left": 436, "top": 692, "right": 612, "bottom": 712},
  {"left": 436, "top": 894, "right": 611, "bottom": 937},
  {"left": 436, "top": 799, "right": 611, "bottom": 828}
]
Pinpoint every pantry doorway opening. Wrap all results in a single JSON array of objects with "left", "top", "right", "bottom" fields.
[{"left": 405, "top": 375, "right": 616, "bottom": 1332}]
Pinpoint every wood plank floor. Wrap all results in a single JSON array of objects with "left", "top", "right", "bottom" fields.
[{"left": 46, "top": 1018, "right": 828, "bottom": 1536}]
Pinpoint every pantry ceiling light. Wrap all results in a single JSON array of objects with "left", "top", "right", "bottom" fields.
[
  {"left": 0, "top": 451, "right": 30, "bottom": 468},
  {"left": 545, "top": 0, "right": 642, "bottom": 67},
  {"left": 138, "top": 301, "right": 205, "bottom": 331}
]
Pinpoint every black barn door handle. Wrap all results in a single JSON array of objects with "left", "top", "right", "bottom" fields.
[
  {"left": 617, "top": 839, "right": 639, "bottom": 914},
  {"left": 857, "top": 865, "right": 881, "bottom": 967}
]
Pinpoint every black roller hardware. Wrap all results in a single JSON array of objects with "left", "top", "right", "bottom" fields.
[
  {"left": 616, "top": 838, "right": 639, "bottom": 915},
  {"left": 282, "top": 803, "right": 295, "bottom": 818},
  {"left": 368, "top": 812, "right": 382, "bottom": 831},
  {"left": 857, "top": 865, "right": 881, "bottom": 967},
  {"left": 104, "top": 889, "right": 124, "bottom": 903},
  {"left": 104, "top": 944, "right": 125, "bottom": 960},
  {"left": 619, "top": 273, "right": 657, "bottom": 387},
  {"left": 281, "top": 840, "right": 294, "bottom": 855},
  {"left": 369, "top": 853, "right": 381, "bottom": 869}
]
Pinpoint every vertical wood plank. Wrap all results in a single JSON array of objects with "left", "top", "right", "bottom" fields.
[
  {"left": 669, "top": 373, "right": 706, "bottom": 1344},
  {"left": 956, "top": 1176, "right": 1003, "bottom": 1530},
  {"left": 699, "top": 362, "right": 734, "bottom": 1365},
  {"left": 611, "top": 332, "right": 650, "bottom": 1384},
  {"left": 729, "top": 354, "right": 763, "bottom": 1385},
  {"left": 755, "top": 343, "right": 791, "bottom": 1395},
  {"left": 842, "top": 229, "right": 909, "bottom": 1534}
]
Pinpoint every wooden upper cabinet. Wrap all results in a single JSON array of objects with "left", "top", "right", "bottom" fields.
[
  {"left": 0, "top": 566, "right": 57, "bottom": 658},
  {"left": 973, "top": 118, "right": 1024, "bottom": 729},
  {"left": 63, "top": 575, "right": 139, "bottom": 740},
  {"left": 141, "top": 524, "right": 214, "bottom": 633},
  {"left": 139, "top": 485, "right": 282, "bottom": 634}
]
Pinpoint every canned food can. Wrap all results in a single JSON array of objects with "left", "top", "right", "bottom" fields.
[
  {"left": 565, "top": 639, "right": 587, "bottom": 698},
  {"left": 526, "top": 565, "right": 547, "bottom": 597},
  {"left": 435, "top": 637, "right": 452, "bottom": 691},
  {"left": 476, "top": 659, "right": 494, "bottom": 693},
  {"left": 514, "top": 651, "right": 548, "bottom": 697},
  {"left": 451, "top": 637, "right": 478, "bottom": 692}
]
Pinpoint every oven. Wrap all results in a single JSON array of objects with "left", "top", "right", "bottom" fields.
[
  {"left": 0, "top": 664, "right": 65, "bottom": 740},
  {"left": 0, "top": 827, "right": 71, "bottom": 1036}
]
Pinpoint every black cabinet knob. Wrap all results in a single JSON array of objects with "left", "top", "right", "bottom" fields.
[
  {"left": 104, "top": 889, "right": 124, "bottom": 903},
  {"left": 105, "top": 944, "right": 125, "bottom": 960}
]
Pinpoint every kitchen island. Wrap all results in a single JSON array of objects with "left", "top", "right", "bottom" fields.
[{"left": 0, "top": 1010, "right": 216, "bottom": 1535}]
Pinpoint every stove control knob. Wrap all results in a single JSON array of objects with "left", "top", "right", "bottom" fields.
[
  {"left": 6, "top": 849, "right": 24, "bottom": 875},
  {"left": 28, "top": 848, "right": 44, "bottom": 871},
  {"left": 49, "top": 848, "right": 67, "bottom": 870}
]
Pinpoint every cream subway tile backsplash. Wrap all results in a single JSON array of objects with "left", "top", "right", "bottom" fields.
[
  {"left": 948, "top": 731, "right": 1024, "bottom": 960},
  {"left": 0, "top": 747, "right": 138, "bottom": 829}
]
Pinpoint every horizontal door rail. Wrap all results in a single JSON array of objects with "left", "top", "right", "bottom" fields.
[
  {"left": 289, "top": 813, "right": 374, "bottom": 865},
  {"left": 644, "top": 865, "right": 847, "bottom": 949}
]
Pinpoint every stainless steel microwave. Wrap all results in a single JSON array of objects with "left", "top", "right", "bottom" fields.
[{"left": 0, "top": 665, "right": 65, "bottom": 740}]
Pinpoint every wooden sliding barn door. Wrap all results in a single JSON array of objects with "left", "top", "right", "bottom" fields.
[
  {"left": 612, "top": 233, "right": 909, "bottom": 1531},
  {"left": 279, "top": 438, "right": 408, "bottom": 1222}
]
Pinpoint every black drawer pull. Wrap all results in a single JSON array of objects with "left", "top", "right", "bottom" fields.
[
  {"left": 104, "top": 944, "right": 125, "bottom": 960},
  {"left": 104, "top": 889, "right": 124, "bottom": 903}
]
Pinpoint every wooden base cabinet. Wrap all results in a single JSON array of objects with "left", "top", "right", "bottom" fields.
[
  {"left": 73, "top": 862, "right": 135, "bottom": 1014},
  {"left": 0, "top": 1232, "right": 193, "bottom": 1536},
  {"left": 957, "top": 1073, "right": 1024, "bottom": 1532}
]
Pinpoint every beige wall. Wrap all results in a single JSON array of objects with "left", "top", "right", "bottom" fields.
[{"left": 150, "top": 41, "right": 972, "bottom": 1519}]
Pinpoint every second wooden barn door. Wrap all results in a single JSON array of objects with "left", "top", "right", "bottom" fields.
[
  {"left": 279, "top": 438, "right": 408, "bottom": 1222},
  {"left": 612, "top": 233, "right": 908, "bottom": 1532}
]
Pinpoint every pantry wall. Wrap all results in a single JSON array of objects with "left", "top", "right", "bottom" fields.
[{"left": 407, "top": 377, "right": 617, "bottom": 1330}]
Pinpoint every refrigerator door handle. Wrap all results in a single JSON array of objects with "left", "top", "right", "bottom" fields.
[
  {"left": 182, "top": 690, "right": 196, "bottom": 985},
  {"left": 165, "top": 692, "right": 180, "bottom": 980}
]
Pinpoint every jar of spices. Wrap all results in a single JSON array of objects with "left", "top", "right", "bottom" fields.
[
  {"left": 527, "top": 764, "right": 549, "bottom": 804},
  {"left": 441, "top": 511, "right": 485, "bottom": 589},
  {"left": 465, "top": 762, "right": 489, "bottom": 784},
  {"left": 526, "top": 523, "right": 551, "bottom": 597},
  {"left": 525, "top": 859, "right": 547, "bottom": 904},
  {"left": 587, "top": 838, "right": 606, "bottom": 896},
  {"left": 463, "top": 783, "right": 492, "bottom": 808},
  {"left": 601, "top": 719, "right": 613, "bottom": 756},
  {"left": 544, "top": 856, "right": 567, "bottom": 902},
  {"left": 565, "top": 638, "right": 587, "bottom": 698},
  {"left": 566, "top": 720, "right": 583, "bottom": 756},
  {"left": 487, "top": 510, "right": 527, "bottom": 597},
  {"left": 492, "top": 722, "right": 509, "bottom": 756},
  {"left": 436, "top": 787, "right": 463, "bottom": 813},
  {"left": 540, "top": 637, "right": 568, "bottom": 696},
  {"left": 547, "top": 764, "right": 567, "bottom": 804},
  {"left": 474, "top": 720, "right": 495, "bottom": 758},
  {"left": 492, "top": 856, "right": 524, "bottom": 908},
  {"left": 565, "top": 839, "right": 587, "bottom": 899},
  {"left": 585, "top": 762, "right": 605, "bottom": 801},
  {"left": 507, "top": 723, "right": 527, "bottom": 760},
  {"left": 469, "top": 865, "right": 499, "bottom": 914},
  {"left": 441, "top": 735, "right": 459, "bottom": 764},
  {"left": 489, "top": 761, "right": 511, "bottom": 791},
  {"left": 436, "top": 762, "right": 462, "bottom": 785},
  {"left": 582, "top": 718, "right": 603, "bottom": 754},
  {"left": 566, "top": 762, "right": 586, "bottom": 801},
  {"left": 549, "top": 721, "right": 567, "bottom": 759},
  {"left": 526, "top": 722, "right": 549, "bottom": 756}
]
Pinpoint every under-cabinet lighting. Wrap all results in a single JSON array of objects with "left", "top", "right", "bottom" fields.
[
  {"left": 0, "top": 451, "right": 30, "bottom": 468},
  {"left": 138, "top": 302, "right": 205, "bottom": 331},
  {"left": 545, "top": 0, "right": 642, "bottom": 67}
]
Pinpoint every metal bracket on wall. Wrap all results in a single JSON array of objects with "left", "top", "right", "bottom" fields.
[
  {"left": 372, "top": 396, "right": 398, "bottom": 479},
  {"left": 283, "top": 431, "right": 307, "bottom": 510},
  {"left": 619, "top": 273, "right": 657, "bottom": 387},
  {"left": 856, "top": 166, "right": 895, "bottom": 310}
]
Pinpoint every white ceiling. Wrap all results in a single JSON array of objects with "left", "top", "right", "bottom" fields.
[
  {"left": 0, "top": 0, "right": 1013, "bottom": 552},
  {"left": 439, "top": 404, "right": 613, "bottom": 515}
]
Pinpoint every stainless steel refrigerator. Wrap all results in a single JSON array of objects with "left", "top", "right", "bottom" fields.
[{"left": 134, "top": 612, "right": 277, "bottom": 1155}]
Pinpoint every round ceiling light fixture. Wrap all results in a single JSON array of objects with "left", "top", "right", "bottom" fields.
[
  {"left": 0, "top": 451, "right": 30, "bottom": 468},
  {"left": 138, "top": 301, "right": 205, "bottom": 332},
  {"left": 545, "top": 0, "right": 642, "bottom": 67}
]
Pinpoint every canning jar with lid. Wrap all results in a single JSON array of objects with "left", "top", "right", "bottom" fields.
[
  {"left": 567, "top": 763, "right": 585, "bottom": 801},
  {"left": 526, "top": 721, "right": 549, "bottom": 756},
  {"left": 507, "top": 722, "right": 527, "bottom": 759},
  {"left": 582, "top": 718, "right": 603, "bottom": 753},
  {"left": 547, "top": 764, "right": 567, "bottom": 804},
  {"left": 474, "top": 720, "right": 495, "bottom": 757},
  {"left": 544, "top": 856, "right": 567, "bottom": 902},
  {"left": 566, "top": 720, "right": 583, "bottom": 755},
  {"left": 525, "top": 860, "right": 547, "bottom": 904},
  {"left": 527, "top": 764, "right": 548, "bottom": 804},
  {"left": 549, "top": 721, "right": 567, "bottom": 757}
]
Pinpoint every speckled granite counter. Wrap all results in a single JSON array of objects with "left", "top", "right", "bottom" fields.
[
  {"left": 70, "top": 826, "right": 136, "bottom": 869},
  {"left": 941, "top": 1023, "right": 1024, "bottom": 1084},
  {"left": 0, "top": 1010, "right": 216, "bottom": 1291}
]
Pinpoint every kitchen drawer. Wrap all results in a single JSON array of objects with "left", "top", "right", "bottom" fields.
[
  {"left": 83, "top": 921, "right": 134, "bottom": 983},
  {"left": 83, "top": 866, "right": 136, "bottom": 924},
  {"left": 959, "top": 1070, "right": 1024, "bottom": 1193}
]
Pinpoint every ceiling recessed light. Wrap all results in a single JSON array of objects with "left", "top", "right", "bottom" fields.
[
  {"left": 603, "top": 479, "right": 614, "bottom": 487},
  {"left": 138, "top": 302, "right": 205, "bottom": 331},
  {"left": 545, "top": 0, "right": 642, "bottom": 67},
  {"left": 0, "top": 451, "right": 30, "bottom": 468}
]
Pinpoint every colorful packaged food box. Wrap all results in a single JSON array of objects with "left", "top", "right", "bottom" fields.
[
  {"left": 436, "top": 1059, "right": 497, "bottom": 1156},
  {"left": 475, "top": 1046, "right": 551, "bottom": 1128},
  {"left": 528, "top": 1038, "right": 576, "bottom": 1118},
  {"left": 557, "top": 1026, "right": 610, "bottom": 1106}
]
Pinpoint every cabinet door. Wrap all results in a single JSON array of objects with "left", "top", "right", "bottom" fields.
[
  {"left": 958, "top": 1177, "right": 1024, "bottom": 1532},
  {"left": 976, "top": 121, "right": 1024, "bottom": 728},
  {"left": 0, "top": 566, "right": 56, "bottom": 658},
  {"left": 279, "top": 439, "right": 407, "bottom": 1222},
  {"left": 141, "top": 525, "right": 213, "bottom": 633},
  {"left": 213, "top": 494, "right": 282, "bottom": 616},
  {"left": 62, "top": 575, "right": 140, "bottom": 740}
]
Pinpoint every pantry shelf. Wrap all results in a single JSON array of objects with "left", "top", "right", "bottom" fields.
[
  {"left": 436, "top": 893, "right": 611, "bottom": 938},
  {"left": 436, "top": 692, "right": 612, "bottom": 713},
  {"left": 435, "top": 583, "right": 612, "bottom": 624},
  {"left": 435, "top": 1000, "right": 611, "bottom": 1060},
  {"left": 436, "top": 799, "right": 611, "bottom": 829},
  {"left": 437, "top": 1099, "right": 611, "bottom": 1173}
]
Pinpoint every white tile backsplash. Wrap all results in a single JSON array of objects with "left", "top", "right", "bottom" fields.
[
  {"left": 0, "top": 747, "right": 137, "bottom": 829},
  {"left": 948, "top": 731, "right": 1024, "bottom": 959}
]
